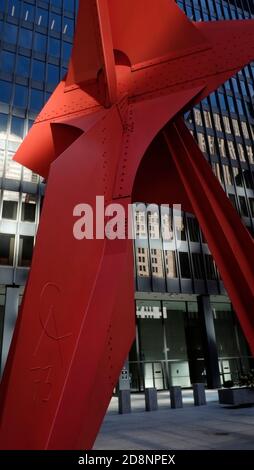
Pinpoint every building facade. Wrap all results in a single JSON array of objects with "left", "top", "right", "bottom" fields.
[{"left": 0, "top": 1, "right": 253, "bottom": 388}]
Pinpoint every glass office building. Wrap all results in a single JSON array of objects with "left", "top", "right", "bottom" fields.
[{"left": 0, "top": 1, "right": 253, "bottom": 389}]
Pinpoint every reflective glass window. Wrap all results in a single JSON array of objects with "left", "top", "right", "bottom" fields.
[
  {"left": 49, "top": 37, "right": 60, "bottom": 57},
  {"left": 18, "top": 235, "right": 34, "bottom": 267},
  {"left": 49, "top": 13, "right": 61, "bottom": 32},
  {"left": 1, "top": 51, "right": 15, "bottom": 73},
  {"left": 16, "top": 55, "right": 30, "bottom": 77},
  {"left": 4, "top": 22, "right": 18, "bottom": 44},
  {"left": 179, "top": 252, "right": 191, "bottom": 278},
  {"left": 227, "top": 96, "right": 236, "bottom": 113},
  {"left": 30, "top": 89, "right": 44, "bottom": 112},
  {"left": 22, "top": 2, "right": 35, "bottom": 22},
  {"left": 47, "top": 64, "right": 59, "bottom": 84},
  {"left": 0, "top": 234, "right": 15, "bottom": 266},
  {"left": 32, "top": 59, "right": 45, "bottom": 81},
  {"left": 10, "top": 116, "right": 24, "bottom": 139},
  {"left": 36, "top": 8, "right": 48, "bottom": 28},
  {"left": 8, "top": 1, "right": 20, "bottom": 18},
  {"left": 34, "top": 33, "right": 47, "bottom": 53},
  {"left": 62, "top": 41, "right": 72, "bottom": 61},
  {"left": 0, "top": 81, "right": 12, "bottom": 103},
  {"left": 19, "top": 28, "right": 33, "bottom": 49},
  {"left": 13, "top": 84, "right": 28, "bottom": 108},
  {"left": 2, "top": 191, "right": 19, "bottom": 220},
  {"left": 63, "top": 17, "right": 74, "bottom": 36},
  {"left": 21, "top": 196, "right": 36, "bottom": 222},
  {"left": 64, "top": 0, "right": 75, "bottom": 11},
  {"left": 0, "top": 113, "right": 8, "bottom": 134}
]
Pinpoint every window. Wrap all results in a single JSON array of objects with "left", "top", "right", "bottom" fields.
[
  {"left": 233, "top": 168, "right": 243, "bottom": 187},
  {"left": 49, "top": 37, "right": 60, "bottom": 57},
  {"left": 246, "top": 146, "right": 254, "bottom": 164},
  {"left": 36, "top": 8, "right": 48, "bottom": 28},
  {"left": 194, "top": 108, "right": 202, "bottom": 126},
  {"left": 5, "top": 150, "right": 22, "bottom": 179},
  {"left": 62, "top": 42, "right": 72, "bottom": 61},
  {"left": 218, "top": 93, "right": 226, "bottom": 111},
  {"left": 227, "top": 96, "right": 235, "bottom": 113},
  {"left": 21, "top": 198, "right": 36, "bottom": 222},
  {"left": 223, "top": 116, "right": 231, "bottom": 134},
  {"left": 18, "top": 235, "right": 34, "bottom": 267},
  {"left": 187, "top": 217, "right": 200, "bottom": 242},
  {"left": 164, "top": 250, "right": 177, "bottom": 278},
  {"left": 237, "top": 143, "right": 246, "bottom": 162},
  {"left": 179, "top": 252, "right": 191, "bottom": 279},
  {"left": 2, "top": 200, "right": 17, "bottom": 222},
  {"left": 210, "top": 92, "right": 218, "bottom": 108},
  {"left": 1, "top": 193, "right": 18, "bottom": 220},
  {"left": 208, "top": 135, "right": 215, "bottom": 155},
  {"left": 161, "top": 213, "right": 173, "bottom": 241},
  {"left": 49, "top": 13, "right": 61, "bottom": 33},
  {"left": 205, "top": 255, "right": 217, "bottom": 280},
  {"left": 148, "top": 212, "right": 160, "bottom": 239},
  {"left": 13, "top": 84, "right": 28, "bottom": 108},
  {"left": 16, "top": 55, "right": 30, "bottom": 77},
  {"left": 4, "top": 22, "right": 18, "bottom": 44},
  {"left": 214, "top": 113, "right": 222, "bottom": 131},
  {"left": 22, "top": 2, "right": 35, "bottom": 22},
  {"left": 241, "top": 121, "right": 249, "bottom": 139},
  {"left": 136, "top": 247, "right": 149, "bottom": 277},
  {"left": 47, "top": 64, "right": 59, "bottom": 84},
  {"left": 0, "top": 81, "right": 12, "bottom": 103},
  {"left": 1, "top": 51, "right": 15, "bottom": 73},
  {"left": 19, "top": 28, "right": 33, "bottom": 49},
  {"left": 0, "top": 113, "right": 8, "bottom": 134},
  {"left": 228, "top": 193, "right": 237, "bottom": 210},
  {"left": 0, "top": 234, "right": 15, "bottom": 266},
  {"left": 34, "top": 33, "right": 47, "bottom": 53},
  {"left": 175, "top": 213, "right": 186, "bottom": 241},
  {"left": 240, "top": 81, "right": 247, "bottom": 96},
  {"left": 64, "top": 0, "right": 75, "bottom": 12},
  {"left": 239, "top": 196, "right": 249, "bottom": 217},
  {"left": 249, "top": 198, "right": 254, "bottom": 218},
  {"left": 232, "top": 119, "right": 240, "bottom": 136},
  {"left": 63, "top": 17, "right": 74, "bottom": 36},
  {"left": 197, "top": 132, "right": 206, "bottom": 153},
  {"left": 192, "top": 253, "right": 205, "bottom": 279},
  {"left": 222, "top": 165, "right": 233, "bottom": 186},
  {"left": 228, "top": 141, "right": 236, "bottom": 160},
  {"left": 30, "top": 89, "right": 44, "bottom": 112},
  {"left": 218, "top": 138, "right": 226, "bottom": 157},
  {"left": 10, "top": 116, "right": 24, "bottom": 139},
  {"left": 204, "top": 110, "right": 212, "bottom": 128},
  {"left": 150, "top": 249, "right": 163, "bottom": 278},
  {"left": 212, "top": 163, "right": 223, "bottom": 185},
  {"left": 243, "top": 170, "right": 253, "bottom": 189},
  {"left": 237, "top": 99, "right": 244, "bottom": 115},
  {"left": 32, "top": 60, "right": 45, "bottom": 81}
]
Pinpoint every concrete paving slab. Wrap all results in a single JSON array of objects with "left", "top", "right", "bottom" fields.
[{"left": 94, "top": 390, "right": 254, "bottom": 450}]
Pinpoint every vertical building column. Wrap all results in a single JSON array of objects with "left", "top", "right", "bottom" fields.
[
  {"left": 0, "top": 287, "right": 19, "bottom": 376},
  {"left": 198, "top": 295, "right": 221, "bottom": 389}
]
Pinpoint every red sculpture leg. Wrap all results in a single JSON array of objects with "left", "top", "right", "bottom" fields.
[
  {"left": 164, "top": 118, "right": 254, "bottom": 354},
  {"left": 0, "top": 109, "right": 135, "bottom": 450}
]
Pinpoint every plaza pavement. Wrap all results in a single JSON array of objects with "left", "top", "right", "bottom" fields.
[{"left": 94, "top": 390, "right": 254, "bottom": 450}]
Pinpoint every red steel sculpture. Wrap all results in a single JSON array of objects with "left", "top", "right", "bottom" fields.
[{"left": 0, "top": 0, "right": 254, "bottom": 450}]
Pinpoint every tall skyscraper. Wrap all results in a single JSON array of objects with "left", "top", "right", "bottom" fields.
[
  {"left": 0, "top": 0, "right": 77, "bottom": 371},
  {"left": 0, "top": 0, "right": 253, "bottom": 388}
]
